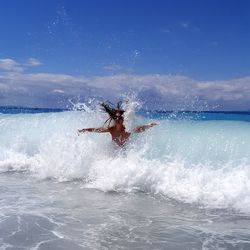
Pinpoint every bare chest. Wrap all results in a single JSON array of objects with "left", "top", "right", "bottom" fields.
[{"left": 109, "top": 130, "right": 130, "bottom": 146}]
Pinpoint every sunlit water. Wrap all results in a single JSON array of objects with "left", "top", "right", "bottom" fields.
[{"left": 0, "top": 106, "right": 250, "bottom": 249}]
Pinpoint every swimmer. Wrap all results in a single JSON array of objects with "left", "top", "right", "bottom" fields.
[{"left": 78, "top": 102, "right": 157, "bottom": 147}]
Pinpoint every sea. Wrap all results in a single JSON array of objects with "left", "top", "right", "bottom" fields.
[{"left": 0, "top": 104, "right": 250, "bottom": 250}]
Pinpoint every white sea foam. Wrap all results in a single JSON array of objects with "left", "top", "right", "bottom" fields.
[{"left": 0, "top": 107, "right": 250, "bottom": 212}]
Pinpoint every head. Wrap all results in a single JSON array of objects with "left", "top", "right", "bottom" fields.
[
  {"left": 101, "top": 102, "right": 125, "bottom": 126},
  {"left": 113, "top": 111, "right": 124, "bottom": 125}
]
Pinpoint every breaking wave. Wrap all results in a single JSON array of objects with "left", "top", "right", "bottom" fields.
[{"left": 0, "top": 105, "right": 250, "bottom": 212}]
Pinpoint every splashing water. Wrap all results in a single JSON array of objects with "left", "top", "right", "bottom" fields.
[{"left": 0, "top": 103, "right": 250, "bottom": 213}]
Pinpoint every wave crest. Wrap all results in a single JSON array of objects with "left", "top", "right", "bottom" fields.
[{"left": 1, "top": 108, "right": 250, "bottom": 212}]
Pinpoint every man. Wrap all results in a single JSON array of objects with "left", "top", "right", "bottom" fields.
[{"left": 78, "top": 103, "right": 157, "bottom": 147}]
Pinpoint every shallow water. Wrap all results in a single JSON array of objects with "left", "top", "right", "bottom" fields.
[{"left": 1, "top": 173, "right": 250, "bottom": 250}]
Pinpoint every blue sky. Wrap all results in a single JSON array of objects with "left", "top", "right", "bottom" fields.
[{"left": 0, "top": 0, "right": 250, "bottom": 110}]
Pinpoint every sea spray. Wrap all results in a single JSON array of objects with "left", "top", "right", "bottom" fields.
[{"left": 0, "top": 107, "right": 250, "bottom": 212}]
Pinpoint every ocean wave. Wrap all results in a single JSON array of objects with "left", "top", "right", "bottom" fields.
[{"left": 0, "top": 108, "right": 250, "bottom": 212}]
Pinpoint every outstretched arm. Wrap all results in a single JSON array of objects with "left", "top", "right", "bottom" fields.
[
  {"left": 78, "top": 127, "right": 110, "bottom": 134},
  {"left": 133, "top": 122, "right": 157, "bottom": 133}
]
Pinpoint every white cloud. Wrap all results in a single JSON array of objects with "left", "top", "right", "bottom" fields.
[
  {"left": 0, "top": 58, "right": 24, "bottom": 72},
  {"left": 162, "top": 29, "right": 171, "bottom": 33},
  {"left": 179, "top": 21, "right": 200, "bottom": 32},
  {"left": 103, "top": 64, "right": 123, "bottom": 72},
  {"left": 0, "top": 57, "right": 43, "bottom": 73},
  {"left": 180, "top": 22, "right": 189, "bottom": 29},
  {"left": 52, "top": 89, "right": 65, "bottom": 93},
  {"left": 26, "top": 58, "right": 43, "bottom": 66},
  {"left": 0, "top": 58, "right": 250, "bottom": 110}
]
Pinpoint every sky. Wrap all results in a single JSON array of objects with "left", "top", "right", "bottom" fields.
[{"left": 0, "top": 0, "right": 250, "bottom": 110}]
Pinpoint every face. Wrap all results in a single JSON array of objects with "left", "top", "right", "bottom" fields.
[{"left": 114, "top": 112, "right": 124, "bottom": 124}]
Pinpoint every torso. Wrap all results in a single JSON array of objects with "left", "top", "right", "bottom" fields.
[{"left": 109, "top": 127, "right": 131, "bottom": 147}]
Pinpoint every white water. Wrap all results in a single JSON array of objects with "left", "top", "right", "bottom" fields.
[{"left": 0, "top": 110, "right": 250, "bottom": 213}]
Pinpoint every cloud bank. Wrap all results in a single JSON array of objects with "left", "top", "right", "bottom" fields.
[{"left": 0, "top": 58, "right": 250, "bottom": 110}]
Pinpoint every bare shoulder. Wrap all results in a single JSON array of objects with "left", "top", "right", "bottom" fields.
[
  {"left": 108, "top": 126, "right": 115, "bottom": 131},
  {"left": 107, "top": 126, "right": 115, "bottom": 133}
]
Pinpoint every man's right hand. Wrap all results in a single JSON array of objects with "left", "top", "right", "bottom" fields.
[
  {"left": 149, "top": 122, "right": 157, "bottom": 127},
  {"left": 77, "top": 129, "right": 85, "bottom": 135}
]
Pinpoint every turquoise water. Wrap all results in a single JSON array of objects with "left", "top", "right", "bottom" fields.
[{"left": 1, "top": 106, "right": 250, "bottom": 121}]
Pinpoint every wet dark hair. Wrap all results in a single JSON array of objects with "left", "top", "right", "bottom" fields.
[{"left": 101, "top": 101, "right": 125, "bottom": 126}]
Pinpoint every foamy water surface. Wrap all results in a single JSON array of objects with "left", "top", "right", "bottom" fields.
[{"left": 0, "top": 107, "right": 250, "bottom": 249}]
